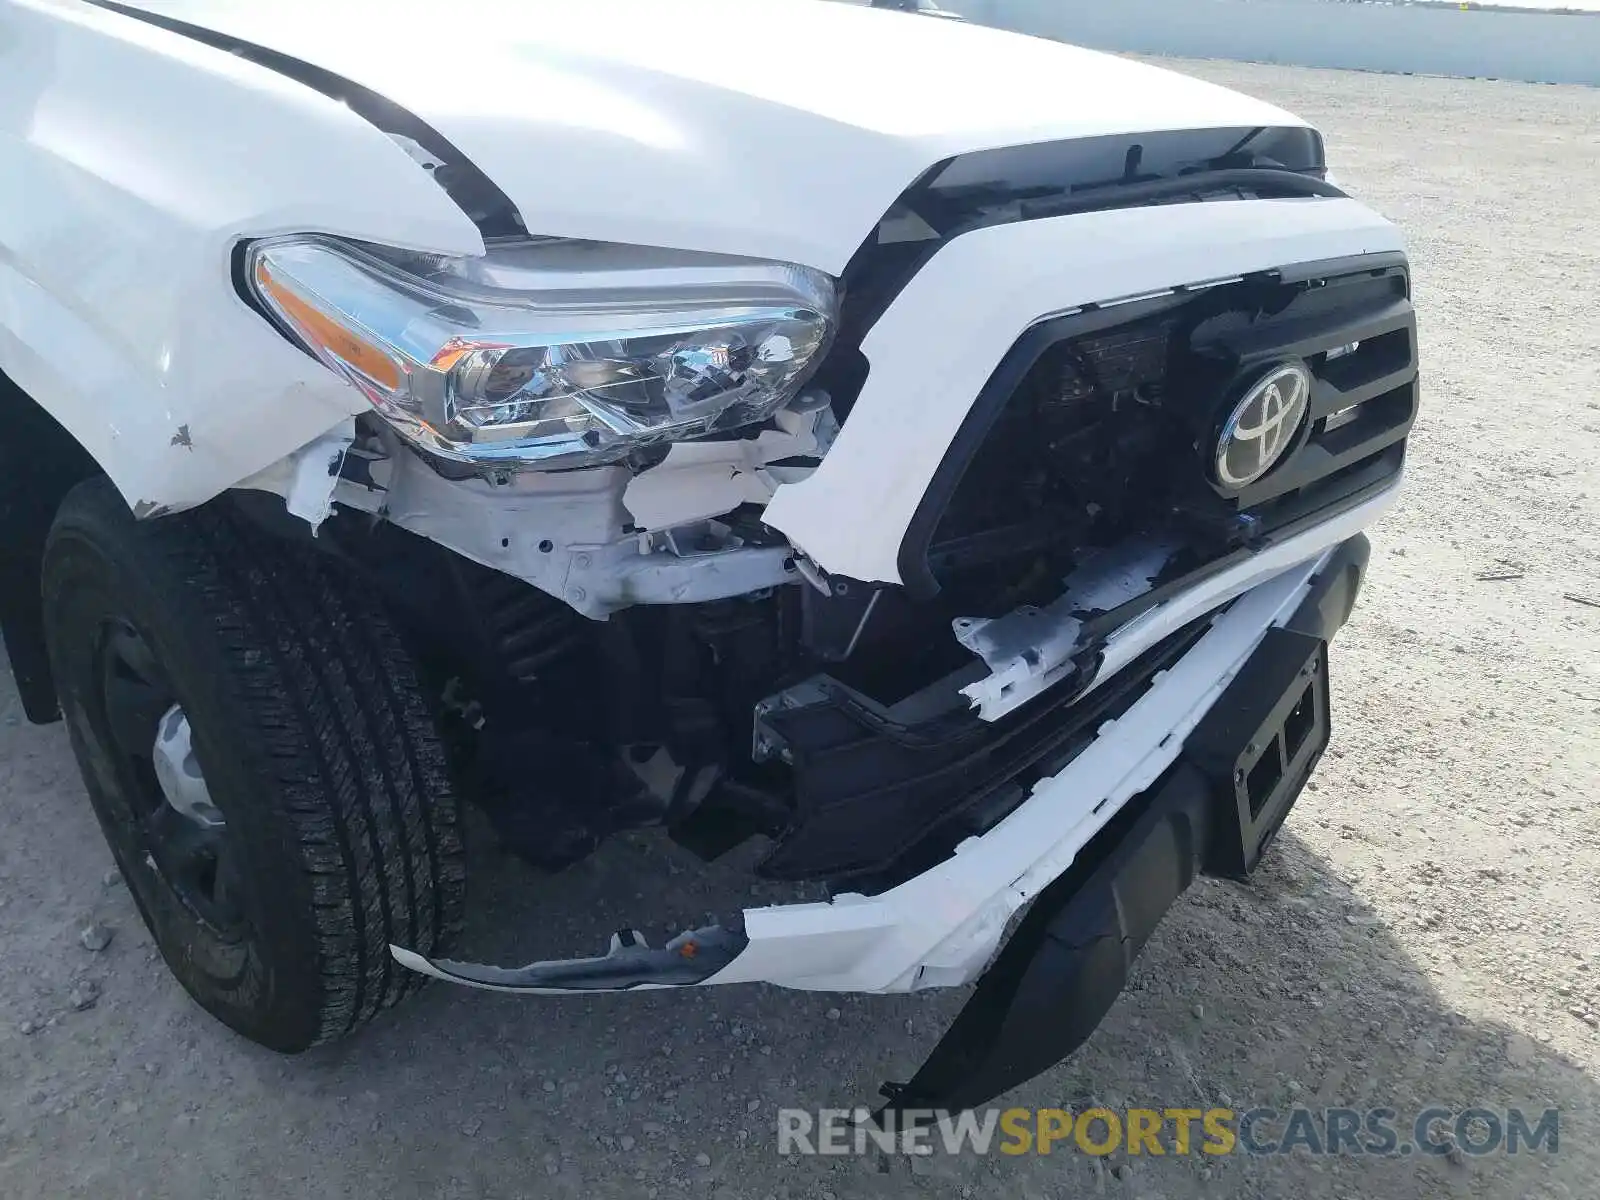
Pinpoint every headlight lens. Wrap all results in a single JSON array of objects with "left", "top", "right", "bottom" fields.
[{"left": 246, "top": 236, "right": 836, "bottom": 469}]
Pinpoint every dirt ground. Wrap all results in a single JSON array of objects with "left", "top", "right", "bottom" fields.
[{"left": 2, "top": 58, "right": 1598, "bottom": 1200}]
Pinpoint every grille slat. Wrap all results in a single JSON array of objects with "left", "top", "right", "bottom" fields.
[{"left": 1311, "top": 362, "right": 1416, "bottom": 418}]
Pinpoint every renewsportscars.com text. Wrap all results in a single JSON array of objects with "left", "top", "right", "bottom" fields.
[{"left": 778, "top": 1106, "right": 1559, "bottom": 1158}]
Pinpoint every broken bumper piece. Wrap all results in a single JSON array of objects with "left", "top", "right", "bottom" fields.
[
  {"left": 878, "top": 618, "right": 1337, "bottom": 1117},
  {"left": 391, "top": 924, "right": 749, "bottom": 994},
  {"left": 392, "top": 532, "right": 1370, "bottom": 1107}
]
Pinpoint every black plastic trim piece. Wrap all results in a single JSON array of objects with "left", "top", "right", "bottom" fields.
[
  {"left": 1073, "top": 446, "right": 1400, "bottom": 648},
  {"left": 755, "top": 616, "right": 1211, "bottom": 887},
  {"left": 1187, "top": 626, "right": 1330, "bottom": 877},
  {"left": 1013, "top": 167, "right": 1342, "bottom": 220},
  {"left": 878, "top": 761, "right": 1218, "bottom": 1117},
  {"left": 829, "top": 126, "right": 1335, "bottom": 369},
  {"left": 0, "top": 372, "right": 102, "bottom": 723},
  {"left": 84, "top": 1, "right": 525, "bottom": 238},
  {"left": 1284, "top": 532, "right": 1371, "bottom": 644}
]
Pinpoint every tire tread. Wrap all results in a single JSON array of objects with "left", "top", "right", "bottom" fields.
[{"left": 47, "top": 479, "right": 464, "bottom": 1048}]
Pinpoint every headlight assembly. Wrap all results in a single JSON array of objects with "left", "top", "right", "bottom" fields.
[{"left": 245, "top": 236, "right": 836, "bottom": 469}]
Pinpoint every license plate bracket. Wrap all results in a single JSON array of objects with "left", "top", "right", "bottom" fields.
[{"left": 1186, "top": 626, "right": 1330, "bottom": 878}]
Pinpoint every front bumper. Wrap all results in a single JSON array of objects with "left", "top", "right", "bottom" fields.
[{"left": 392, "top": 516, "right": 1378, "bottom": 996}]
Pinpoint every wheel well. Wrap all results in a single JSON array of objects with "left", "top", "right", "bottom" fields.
[{"left": 0, "top": 368, "right": 102, "bottom": 722}]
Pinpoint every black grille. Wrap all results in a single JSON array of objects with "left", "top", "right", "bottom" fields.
[{"left": 900, "top": 254, "right": 1417, "bottom": 611}]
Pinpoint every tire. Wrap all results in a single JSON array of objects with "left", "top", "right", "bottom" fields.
[{"left": 41, "top": 478, "right": 465, "bottom": 1052}]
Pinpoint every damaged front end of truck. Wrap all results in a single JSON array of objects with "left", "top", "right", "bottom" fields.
[
  {"left": 245, "top": 156, "right": 1415, "bottom": 1115},
  {"left": 0, "top": 0, "right": 1417, "bottom": 1114}
]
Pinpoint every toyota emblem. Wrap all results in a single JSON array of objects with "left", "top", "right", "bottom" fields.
[{"left": 1214, "top": 361, "right": 1312, "bottom": 489}]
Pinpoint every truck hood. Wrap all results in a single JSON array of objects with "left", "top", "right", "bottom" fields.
[{"left": 105, "top": 0, "right": 1307, "bottom": 272}]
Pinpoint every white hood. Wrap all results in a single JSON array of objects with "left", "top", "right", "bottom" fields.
[{"left": 110, "top": 0, "right": 1307, "bottom": 271}]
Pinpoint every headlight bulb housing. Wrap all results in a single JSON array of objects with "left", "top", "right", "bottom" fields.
[{"left": 246, "top": 236, "right": 837, "bottom": 469}]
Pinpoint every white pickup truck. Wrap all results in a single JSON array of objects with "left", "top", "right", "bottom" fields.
[{"left": 0, "top": 0, "right": 1415, "bottom": 1114}]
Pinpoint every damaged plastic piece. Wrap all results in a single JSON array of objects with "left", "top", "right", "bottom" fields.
[
  {"left": 390, "top": 922, "right": 749, "bottom": 994},
  {"left": 878, "top": 628, "right": 1331, "bottom": 1116},
  {"left": 954, "top": 537, "right": 1180, "bottom": 720},
  {"left": 281, "top": 419, "right": 356, "bottom": 534},
  {"left": 621, "top": 396, "right": 838, "bottom": 531},
  {"left": 876, "top": 762, "right": 1216, "bottom": 1118}
]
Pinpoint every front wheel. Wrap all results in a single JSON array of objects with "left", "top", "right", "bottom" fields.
[{"left": 42, "top": 479, "right": 464, "bottom": 1052}]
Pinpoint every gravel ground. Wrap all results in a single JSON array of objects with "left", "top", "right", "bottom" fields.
[{"left": 3, "top": 59, "right": 1599, "bottom": 1200}]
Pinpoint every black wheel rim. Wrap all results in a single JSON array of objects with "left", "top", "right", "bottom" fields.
[{"left": 88, "top": 620, "right": 246, "bottom": 940}]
